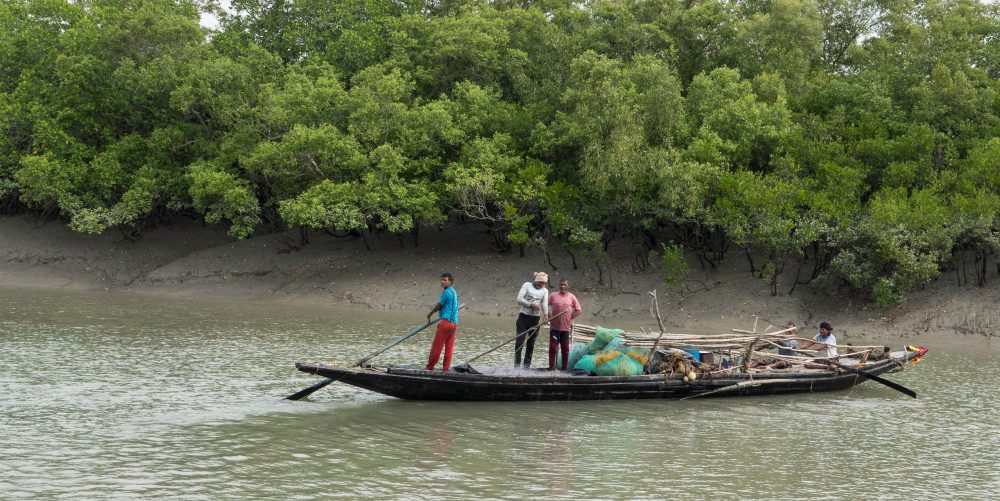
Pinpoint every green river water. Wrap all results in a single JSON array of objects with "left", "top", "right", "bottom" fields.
[{"left": 2, "top": 286, "right": 997, "bottom": 499}]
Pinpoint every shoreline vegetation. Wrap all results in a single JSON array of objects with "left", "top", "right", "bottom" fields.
[
  {"left": 3, "top": 1, "right": 1000, "bottom": 344},
  {"left": 1, "top": 215, "right": 997, "bottom": 349}
]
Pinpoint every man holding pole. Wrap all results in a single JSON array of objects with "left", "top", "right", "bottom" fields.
[
  {"left": 547, "top": 278, "right": 582, "bottom": 370},
  {"left": 426, "top": 273, "right": 460, "bottom": 371},
  {"left": 801, "top": 321, "right": 838, "bottom": 369},
  {"left": 514, "top": 271, "right": 549, "bottom": 368}
]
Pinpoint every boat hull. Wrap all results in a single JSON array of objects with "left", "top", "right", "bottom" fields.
[{"left": 294, "top": 350, "right": 922, "bottom": 401}]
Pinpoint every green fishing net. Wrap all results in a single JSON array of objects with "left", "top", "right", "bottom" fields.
[
  {"left": 589, "top": 326, "right": 625, "bottom": 353},
  {"left": 573, "top": 354, "right": 599, "bottom": 373},
  {"left": 621, "top": 347, "right": 650, "bottom": 366},
  {"left": 604, "top": 336, "right": 627, "bottom": 352},
  {"left": 555, "top": 342, "right": 590, "bottom": 370},
  {"left": 595, "top": 353, "right": 645, "bottom": 376},
  {"left": 574, "top": 327, "right": 646, "bottom": 376}
]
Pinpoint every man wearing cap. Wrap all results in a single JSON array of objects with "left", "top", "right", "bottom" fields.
[
  {"left": 800, "top": 322, "right": 838, "bottom": 367},
  {"left": 514, "top": 271, "right": 549, "bottom": 368}
]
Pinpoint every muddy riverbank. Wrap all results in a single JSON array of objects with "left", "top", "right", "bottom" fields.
[{"left": 2, "top": 215, "right": 997, "bottom": 348}]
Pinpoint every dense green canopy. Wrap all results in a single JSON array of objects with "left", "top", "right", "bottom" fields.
[{"left": 3, "top": 0, "right": 999, "bottom": 304}]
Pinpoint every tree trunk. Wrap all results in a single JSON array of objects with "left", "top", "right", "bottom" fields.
[{"left": 566, "top": 248, "right": 578, "bottom": 270}]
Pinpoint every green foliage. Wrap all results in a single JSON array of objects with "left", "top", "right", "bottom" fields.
[
  {"left": 827, "top": 187, "right": 957, "bottom": 304},
  {"left": 187, "top": 162, "right": 260, "bottom": 238},
  {"left": 872, "top": 276, "right": 906, "bottom": 307},
  {"left": 242, "top": 124, "right": 367, "bottom": 199},
  {"left": 443, "top": 134, "right": 547, "bottom": 247},
  {"left": 278, "top": 144, "right": 442, "bottom": 234},
  {"left": 658, "top": 243, "right": 687, "bottom": 286},
  {"left": 4, "top": 0, "right": 1000, "bottom": 305},
  {"left": 732, "top": 0, "right": 824, "bottom": 90},
  {"left": 686, "top": 67, "right": 796, "bottom": 171}
]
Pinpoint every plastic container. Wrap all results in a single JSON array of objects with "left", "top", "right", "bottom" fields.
[{"left": 682, "top": 345, "right": 701, "bottom": 362}]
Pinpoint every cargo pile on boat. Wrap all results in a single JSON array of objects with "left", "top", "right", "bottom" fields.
[
  {"left": 557, "top": 326, "right": 652, "bottom": 376},
  {"left": 568, "top": 323, "right": 891, "bottom": 376}
]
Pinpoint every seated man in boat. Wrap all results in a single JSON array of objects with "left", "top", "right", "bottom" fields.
[
  {"left": 799, "top": 321, "right": 838, "bottom": 369},
  {"left": 748, "top": 321, "right": 799, "bottom": 369}
]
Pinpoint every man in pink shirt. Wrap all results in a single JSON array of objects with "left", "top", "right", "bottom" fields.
[{"left": 547, "top": 278, "right": 583, "bottom": 370}]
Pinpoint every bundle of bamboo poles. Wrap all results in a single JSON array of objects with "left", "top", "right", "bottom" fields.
[
  {"left": 571, "top": 323, "right": 797, "bottom": 352},
  {"left": 572, "top": 324, "right": 887, "bottom": 352}
]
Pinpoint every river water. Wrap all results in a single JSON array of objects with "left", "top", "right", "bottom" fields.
[{"left": 1, "top": 287, "right": 997, "bottom": 499}]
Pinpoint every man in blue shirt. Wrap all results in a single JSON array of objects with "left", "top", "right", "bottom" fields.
[{"left": 426, "top": 273, "right": 459, "bottom": 371}]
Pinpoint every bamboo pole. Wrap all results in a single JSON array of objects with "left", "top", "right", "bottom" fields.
[
  {"left": 680, "top": 379, "right": 802, "bottom": 400},
  {"left": 571, "top": 323, "right": 886, "bottom": 358},
  {"left": 740, "top": 335, "right": 761, "bottom": 373},
  {"left": 646, "top": 290, "right": 667, "bottom": 372},
  {"left": 790, "top": 337, "right": 885, "bottom": 350},
  {"left": 748, "top": 348, "right": 876, "bottom": 364},
  {"left": 464, "top": 311, "right": 567, "bottom": 364}
]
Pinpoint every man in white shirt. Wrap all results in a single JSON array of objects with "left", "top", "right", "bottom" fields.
[
  {"left": 514, "top": 271, "right": 549, "bottom": 368},
  {"left": 801, "top": 322, "right": 838, "bottom": 368}
]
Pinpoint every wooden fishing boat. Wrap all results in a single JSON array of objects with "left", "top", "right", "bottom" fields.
[{"left": 294, "top": 348, "right": 925, "bottom": 401}]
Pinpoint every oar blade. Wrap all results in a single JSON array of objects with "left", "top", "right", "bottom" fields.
[
  {"left": 285, "top": 378, "right": 334, "bottom": 401},
  {"left": 834, "top": 361, "right": 917, "bottom": 398},
  {"left": 863, "top": 372, "right": 917, "bottom": 398}
]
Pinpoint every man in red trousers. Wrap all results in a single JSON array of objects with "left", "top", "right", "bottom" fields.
[{"left": 426, "top": 273, "right": 459, "bottom": 371}]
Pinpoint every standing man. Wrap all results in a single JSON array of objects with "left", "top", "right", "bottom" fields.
[
  {"left": 426, "top": 273, "right": 459, "bottom": 372},
  {"left": 547, "top": 278, "right": 582, "bottom": 370},
  {"left": 514, "top": 271, "right": 549, "bottom": 368}
]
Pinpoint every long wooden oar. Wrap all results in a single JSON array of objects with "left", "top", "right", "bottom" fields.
[
  {"left": 828, "top": 359, "right": 917, "bottom": 398},
  {"left": 286, "top": 304, "right": 466, "bottom": 401},
  {"left": 464, "top": 311, "right": 566, "bottom": 365}
]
